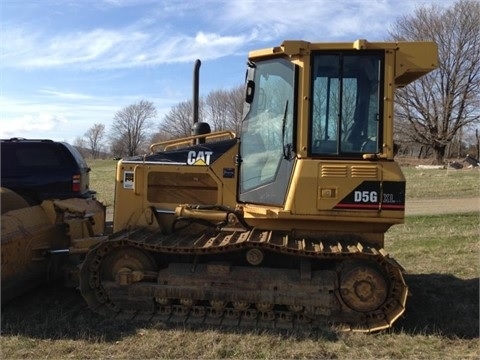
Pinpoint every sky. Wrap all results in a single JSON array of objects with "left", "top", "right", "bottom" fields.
[{"left": 1, "top": 0, "right": 456, "bottom": 144}]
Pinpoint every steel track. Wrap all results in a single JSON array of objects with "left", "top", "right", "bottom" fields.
[{"left": 79, "top": 227, "right": 408, "bottom": 332}]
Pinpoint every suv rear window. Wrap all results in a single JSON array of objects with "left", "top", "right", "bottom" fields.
[
  {"left": 5, "top": 145, "right": 74, "bottom": 171},
  {"left": 1, "top": 139, "right": 94, "bottom": 204}
]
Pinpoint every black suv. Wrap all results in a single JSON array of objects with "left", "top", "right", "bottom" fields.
[{"left": 1, "top": 138, "right": 95, "bottom": 204}]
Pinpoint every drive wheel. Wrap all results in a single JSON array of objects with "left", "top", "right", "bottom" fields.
[
  {"left": 339, "top": 261, "right": 388, "bottom": 313},
  {"left": 100, "top": 247, "right": 157, "bottom": 282}
]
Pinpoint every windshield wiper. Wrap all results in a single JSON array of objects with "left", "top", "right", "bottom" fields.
[{"left": 281, "top": 100, "right": 293, "bottom": 160}]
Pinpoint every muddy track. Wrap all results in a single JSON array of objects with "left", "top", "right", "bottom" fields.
[{"left": 79, "top": 228, "right": 408, "bottom": 332}]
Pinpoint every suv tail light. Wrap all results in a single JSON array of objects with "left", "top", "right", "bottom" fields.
[{"left": 72, "top": 174, "right": 81, "bottom": 192}]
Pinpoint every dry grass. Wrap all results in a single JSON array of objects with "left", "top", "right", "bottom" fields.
[
  {"left": 88, "top": 159, "right": 117, "bottom": 207},
  {"left": 388, "top": 213, "right": 479, "bottom": 278},
  {"left": 386, "top": 213, "right": 479, "bottom": 340},
  {"left": 403, "top": 167, "right": 480, "bottom": 199}
]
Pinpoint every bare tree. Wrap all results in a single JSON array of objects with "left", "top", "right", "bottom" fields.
[
  {"left": 84, "top": 123, "right": 105, "bottom": 159},
  {"left": 476, "top": 128, "right": 480, "bottom": 160},
  {"left": 110, "top": 135, "right": 127, "bottom": 159},
  {"left": 150, "top": 83, "right": 245, "bottom": 146},
  {"left": 224, "top": 85, "right": 244, "bottom": 134},
  {"left": 158, "top": 99, "right": 202, "bottom": 139},
  {"left": 150, "top": 128, "right": 171, "bottom": 145},
  {"left": 390, "top": 0, "right": 480, "bottom": 164},
  {"left": 205, "top": 89, "right": 230, "bottom": 132},
  {"left": 463, "top": 127, "right": 480, "bottom": 160},
  {"left": 205, "top": 86, "right": 244, "bottom": 133},
  {"left": 110, "top": 100, "right": 156, "bottom": 156},
  {"left": 73, "top": 136, "right": 88, "bottom": 158},
  {"left": 155, "top": 84, "right": 244, "bottom": 143}
]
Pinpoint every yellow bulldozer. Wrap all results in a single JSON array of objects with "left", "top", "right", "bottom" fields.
[{"left": 1, "top": 39, "right": 438, "bottom": 332}]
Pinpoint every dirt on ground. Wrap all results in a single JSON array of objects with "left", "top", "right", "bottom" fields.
[{"left": 406, "top": 197, "right": 479, "bottom": 216}]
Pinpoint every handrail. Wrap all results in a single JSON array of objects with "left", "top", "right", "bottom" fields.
[{"left": 150, "top": 130, "right": 236, "bottom": 152}]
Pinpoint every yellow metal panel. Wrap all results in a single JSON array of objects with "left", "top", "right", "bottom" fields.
[{"left": 394, "top": 42, "right": 438, "bottom": 87}]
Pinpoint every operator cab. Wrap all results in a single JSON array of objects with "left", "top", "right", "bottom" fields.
[{"left": 238, "top": 45, "right": 384, "bottom": 206}]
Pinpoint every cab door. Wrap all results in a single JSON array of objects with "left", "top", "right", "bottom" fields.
[{"left": 238, "top": 58, "right": 296, "bottom": 206}]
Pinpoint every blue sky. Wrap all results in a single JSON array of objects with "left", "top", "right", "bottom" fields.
[{"left": 1, "top": 0, "right": 455, "bottom": 143}]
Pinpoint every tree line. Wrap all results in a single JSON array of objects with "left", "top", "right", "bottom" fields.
[
  {"left": 75, "top": 0, "right": 479, "bottom": 165},
  {"left": 74, "top": 85, "right": 244, "bottom": 158}
]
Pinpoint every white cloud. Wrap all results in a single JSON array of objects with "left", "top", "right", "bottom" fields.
[
  {"left": 38, "top": 89, "right": 93, "bottom": 100},
  {"left": 0, "top": 94, "right": 111, "bottom": 141},
  {"left": 0, "top": 113, "right": 67, "bottom": 138},
  {"left": 2, "top": 28, "right": 147, "bottom": 69},
  {"left": 1, "top": 25, "right": 249, "bottom": 70},
  {"left": 0, "top": 1, "right": 392, "bottom": 71}
]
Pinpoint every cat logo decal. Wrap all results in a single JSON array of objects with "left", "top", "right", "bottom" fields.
[{"left": 187, "top": 150, "right": 213, "bottom": 165}]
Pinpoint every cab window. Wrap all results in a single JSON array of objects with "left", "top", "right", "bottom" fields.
[{"left": 310, "top": 51, "right": 383, "bottom": 156}]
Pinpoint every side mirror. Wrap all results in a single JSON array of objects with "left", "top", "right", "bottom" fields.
[{"left": 245, "top": 80, "right": 255, "bottom": 104}]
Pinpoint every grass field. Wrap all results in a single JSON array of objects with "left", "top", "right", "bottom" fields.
[
  {"left": 402, "top": 167, "right": 480, "bottom": 199},
  {"left": 1, "top": 160, "right": 479, "bottom": 359},
  {"left": 87, "top": 159, "right": 118, "bottom": 207}
]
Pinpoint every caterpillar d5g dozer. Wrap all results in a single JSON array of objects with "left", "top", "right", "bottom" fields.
[{"left": 79, "top": 40, "right": 438, "bottom": 332}]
